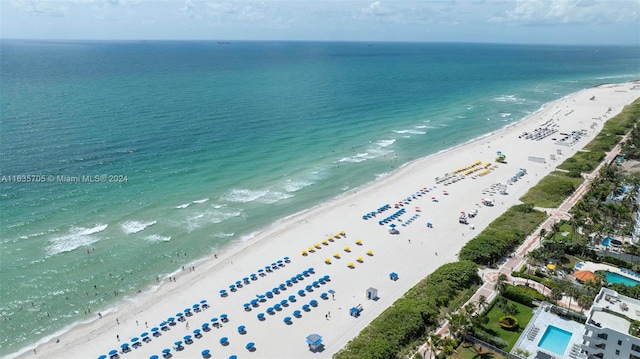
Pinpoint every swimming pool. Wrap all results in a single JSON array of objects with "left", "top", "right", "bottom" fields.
[
  {"left": 602, "top": 237, "right": 623, "bottom": 247},
  {"left": 597, "top": 271, "right": 640, "bottom": 287},
  {"left": 538, "top": 325, "right": 572, "bottom": 356}
]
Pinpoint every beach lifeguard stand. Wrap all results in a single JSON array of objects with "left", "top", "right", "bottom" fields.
[
  {"left": 389, "top": 272, "right": 399, "bottom": 281},
  {"left": 366, "top": 287, "right": 378, "bottom": 300}
]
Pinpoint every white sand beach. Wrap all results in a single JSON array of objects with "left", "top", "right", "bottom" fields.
[{"left": 20, "top": 82, "right": 640, "bottom": 359}]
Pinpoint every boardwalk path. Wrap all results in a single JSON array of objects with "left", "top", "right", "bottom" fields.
[{"left": 415, "top": 141, "right": 623, "bottom": 358}]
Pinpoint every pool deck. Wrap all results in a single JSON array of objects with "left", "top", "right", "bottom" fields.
[
  {"left": 512, "top": 303, "right": 586, "bottom": 359},
  {"left": 576, "top": 261, "right": 640, "bottom": 283}
]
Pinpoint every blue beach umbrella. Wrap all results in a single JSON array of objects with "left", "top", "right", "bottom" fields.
[
  {"left": 120, "top": 343, "right": 129, "bottom": 349},
  {"left": 150, "top": 356, "right": 159, "bottom": 359},
  {"left": 220, "top": 313, "right": 228, "bottom": 321},
  {"left": 99, "top": 355, "right": 107, "bottom": 359},
  {"left": 108, "top": 350, "right": 118, "bottom": 356},
  {"left": 162, "top": 348, "right": 171, "bottom": 354}
]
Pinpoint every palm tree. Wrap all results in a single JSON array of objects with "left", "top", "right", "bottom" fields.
[
  {"left": 476, "top": 295, "right": 488, "bottom": 315},
  {"left": 564, "top": 285, "right": 581, "bottom": 310},
  {"left": 439, "top": 337, "right": 458, "bottom": 358},
  {"left": 596, "top": 271, "right": 608, "bottom": 287},
  {"left": 428, "top": 333, "right": 442, "bottom": 359},
  {"left": 494, "top": 273, "right": 508, "bottom": 294}
]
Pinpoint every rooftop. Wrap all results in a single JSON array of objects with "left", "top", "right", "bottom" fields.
[{"left": 590, "top": 288, "right": 640, "bottom": 335}]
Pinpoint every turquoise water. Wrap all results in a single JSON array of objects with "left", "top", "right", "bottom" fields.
[
  {"left": 1, "top": 40, "right": 639, "bottom": 356},
  {"left": 538, "top": 325, "right": 572, "bottom": 356},
  {"left": 601, "top": 237, "right": 622, "bottom": 247},
  {"left": 599, "top": 271, "right": 640, "bottom": 286}
]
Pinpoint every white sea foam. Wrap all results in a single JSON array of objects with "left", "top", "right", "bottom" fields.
[
  {"left": 224, "top": 188, "right": 268, "bottom": 203},
  {"left": 375, "top": 139, "right": 395, "bottom": 147},
  {"left": 175, "top": 203, "right": 191, "bottom": 209},
  {"left": 121, "top": 220, "right": 157, "bottom": 234},
  {"left": 283, "top": 179, "right": 313, "bottom": 192},
  {"left": 214, "top": 232, "right": 235, "bottom": 238},
  {"left": 259, "top": 190, "right": 294, "bottom": 204},
  {"left": 392, "top": 129, "right": 427, "bottom": 135},
  {"left": 499, "top": 112, "right": 512, "bottom": 118},
  {"left": 493, "top": 94, "right": 521, "bottom": 102},
  {"left": 46, "top": 224, "right": 108, "bottom": 256},
  {"left": 338, "top": 152, "right": 369, "bottom": 163},
  {"left": 144, "top": 234, "right": 171, "bottom": 242},
  {"left": 185, "top": 208, "right": 243, "bottom": 231},
  {"left": 192, "top": 198, "right": 209, "bottom": 204}
]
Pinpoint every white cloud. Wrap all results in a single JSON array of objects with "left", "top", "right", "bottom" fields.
[
  {"left": 489, "top": 0, "right": 638, "bottom": 26},
  {"left": 361, "top": 1, "right": 392, "bottom": 17}
]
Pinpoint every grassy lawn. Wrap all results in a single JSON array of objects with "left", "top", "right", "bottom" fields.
[
  {"left": 482, "top": 298, "right": 535, "bottom": 352},
  {"left": 519, "top": 171, "right": 584, "bottom": 208},
  {"left": 452, "top": 343, "right": 505, "bottom": 359}
]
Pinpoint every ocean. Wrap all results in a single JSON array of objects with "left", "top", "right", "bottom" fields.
[{"left": 0, "top": 40, "right": 638, "bottom": 356}]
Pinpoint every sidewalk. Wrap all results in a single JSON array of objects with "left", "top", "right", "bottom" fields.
[{"left": 415, "top": 143, "right": 622, "bottom": 358}]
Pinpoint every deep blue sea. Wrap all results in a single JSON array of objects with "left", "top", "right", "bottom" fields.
[{"left": 1, "top": 40, "right": 638, "bottom": 356}]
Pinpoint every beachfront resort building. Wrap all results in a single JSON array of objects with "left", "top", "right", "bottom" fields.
[{"left": 581, "top": 288, "right": 640, "bottom": 359}]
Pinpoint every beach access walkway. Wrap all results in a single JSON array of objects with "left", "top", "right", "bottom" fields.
[{"left": 415, "top": 138, "right": 625, "bottom": 358}]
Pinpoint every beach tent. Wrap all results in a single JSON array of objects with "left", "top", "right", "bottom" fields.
[
  {"left": 306, "top": 334, "right": 323, "bottom": 351},
  {"left": 366, "top": 287, "right": 378, "bottom": 300}
]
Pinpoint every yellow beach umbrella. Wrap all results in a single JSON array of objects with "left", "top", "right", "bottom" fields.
[
  {"left": 308, "top": 246, "right": 314, "bottom": 252},
  {"left": 322, "top": 240, "right": 329, "bottom": 245},
  {"left": 328, "top": 236, "right": 334, "bottom": 242},
  {"left": 324, "top": 258, "right": 331, "bottom": 264},
  {"left": 301, "top": 249, "right": 307, "bottom": 256},
  {"left": 367, "top": 250, "right": 373, "bottom": 256},
  {"left": 347, "top": 262, "right": 354, "bottom": 268},
  {"left": 334, "top": 252, "right": 341, "bottom": 258},
  {"left": 356, "top": 256, "right": 363, "bottom": 262},
  {"left": 340, "top": 230, "right": 346, "bottom": 236},
  {"left": 344, "top": 246, "right": 351, "bottom": 252},
  {"left": 355, "top": 239, "right": 362, "bottom": 245},
  {"left": 315, "top": 243, "right": 321, "bottom": 249}
]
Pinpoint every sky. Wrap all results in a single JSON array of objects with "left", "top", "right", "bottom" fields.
[{"left": 1, "top": 0, "right": 639, "bottom": 45}]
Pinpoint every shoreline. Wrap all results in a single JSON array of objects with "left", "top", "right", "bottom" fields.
[{"left": 13, "top": 82, "right": 640, "bottom": 359}]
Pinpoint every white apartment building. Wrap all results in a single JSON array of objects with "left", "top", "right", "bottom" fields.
[{"left": 581, "top": 288, "right": 640, "bottom": 359}]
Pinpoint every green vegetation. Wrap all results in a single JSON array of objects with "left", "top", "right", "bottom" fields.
[
  {"left": 337, "top": 100, "right": 640, "bottom": 359},
  {"left": 519, "top": 99, "right": 640, "bottom": 208},
  {"left": 334, "top": 261, "right": 481, "bottom": 359},
  {"left": 459, "top": 204, "right": 546, "bottom": 266},
  {"left": 480, "top": 297, "right": 534, "bottom": 351},
  {"left": 453, "top": 344, "right": 506, "bottom": 359},
  {"left": 519, "top": 171, "right": 583, "bottom": 208},
  {"left": 501, "top": 284, "right": 546, "bottom": 306},
  {"left": 498, "top": 316, "right": 518, "bottom": 331},
  {"left": 556, "top": 99, "right": 639, "bottom": 175}
]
